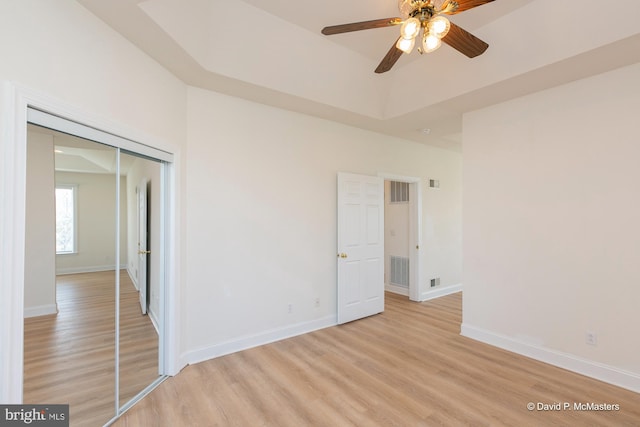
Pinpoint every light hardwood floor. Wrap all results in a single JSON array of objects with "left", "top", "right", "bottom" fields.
[
  {"left": 114, "top": 292, "right": 640, "bottom": 426},
  {"left": 23, "top": 270, "right": 159, "bottom": 427}
]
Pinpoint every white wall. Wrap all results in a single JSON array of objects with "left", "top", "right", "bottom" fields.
[
  {"left": 184, "top": 86, "right": 462, "bottom": 362},
  {"left": 462, "top": 62, "right": 640, "bottom": 391},
  {"left": 0, "top": 0, "right": 186, "bottom": 146},
  {"left": 55, "top": 172, "right": 127, "bottom": 274},
  {"left": 24, "top": 131, "right": 56, "bottom": 317}
]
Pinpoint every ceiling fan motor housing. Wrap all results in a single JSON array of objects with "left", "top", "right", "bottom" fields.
[{"left": 399, "top": 0, "right": 458, "bottom": 19}]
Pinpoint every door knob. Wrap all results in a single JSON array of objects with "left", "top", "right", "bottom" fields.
[
  {"left": 138, "top": 250, "right": 151, "bottom": 255},
  {"left": 340, "top": 253, "right": 348, "bottom": 258}
]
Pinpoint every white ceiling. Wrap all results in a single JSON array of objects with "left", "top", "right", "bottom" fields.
[{"left": 76, "top": 0, "right": 640, "bottom": 151}]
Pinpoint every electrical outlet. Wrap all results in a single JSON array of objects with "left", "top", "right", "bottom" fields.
[
  {"left": 430, "top": 278, "right": 440, "bottom": 287},
  {"left": 314, "top": 297, "right": 320, "bottom": 308},
  {"left": 288, "top": 304, "right": 293, "bottom": 314},
  {"left": 585, "top": 331, "right": 597, "bottom": 346}
]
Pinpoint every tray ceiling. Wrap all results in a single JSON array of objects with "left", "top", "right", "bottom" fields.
[{"left": 77, "top": 0, "right": 640, "bottom": 151}]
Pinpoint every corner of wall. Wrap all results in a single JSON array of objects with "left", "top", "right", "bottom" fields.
[
  {"left": 420, "top": 283, "right": 462, "bottom": 302},
  {"left": 461, "top": 323, "right": 640, "bottom": 394}
]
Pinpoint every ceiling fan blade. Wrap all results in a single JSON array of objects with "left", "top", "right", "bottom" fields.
[
  {"left": 375, "top": 38, "right": 404, "bottom": 74},
  {"left": 442, "top": 22, "right": 489, "bottom": 58},
  {"left": 441, "top": 0, "right": 495, "bottom": 14},
  {"left": 322, "top": 17, "right": 402, "bottom": 35}
]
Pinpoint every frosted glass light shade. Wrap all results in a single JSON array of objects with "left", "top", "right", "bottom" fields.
[
  {"left": 422, "top": 32, "right": 442, "bottom": 53},
  {"left": 428, "top": 16, "right": 450, "bottom": 38},
  {"left": 400, "top": 18, "right": 420, "bottom": 39},
  {"left": 396, "top": 36, "right": 416, "bottom": 54}
]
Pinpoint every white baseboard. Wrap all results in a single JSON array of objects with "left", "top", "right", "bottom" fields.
[
  {"left": 148, "top": 307, "right": 159, "bottom": 335},
  {"left": 56, "top": 264, "right": 127, "bottom": 275},
  {"left": 420, "top": 283, "right": 462, "bottom": 301},
  {"left": 185, "top": 315, "right": 337, "bottom": 366},
  {"left": 24, "top": 304, "right": 57, "bottom": 318},
  {"left": 175, "top": 356, "right": 189, "bottom": 377},
  {"left": 461, "top": 323, "right": 640, "bottom": 394},
  {"left": 385, "top": 283, "right": 409, "bottom": 296},
  {"left": 127, "top": 267, "right": 139, "bottom": 290}
]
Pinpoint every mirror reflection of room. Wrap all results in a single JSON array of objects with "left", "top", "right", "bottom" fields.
[
  {"left": 118, "top": 150, "right": 162, "bottom": 409},
  {"left": 23, "top": 125, "right": 162, "bottom": 426}
]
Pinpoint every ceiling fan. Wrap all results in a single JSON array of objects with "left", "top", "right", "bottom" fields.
[{"left": 321, "top": 0, "right": 495, "bottom": 73}]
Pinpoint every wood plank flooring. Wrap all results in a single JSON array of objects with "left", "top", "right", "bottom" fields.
[
  {"left": 114, "top": 292, "right": 640, "bottom": 426},
  {"left": 23, "top": 270, "right": 159, "bottom": 427}
]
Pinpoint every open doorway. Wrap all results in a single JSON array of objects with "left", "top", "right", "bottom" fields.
[
  {"left": 382, "top": 176, "right": 421, "bottom": 302},
  {"left": 336, "top": 172, "right": 422, "bottom": 325}
]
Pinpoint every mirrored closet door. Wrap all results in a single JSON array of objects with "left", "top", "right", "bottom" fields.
[
  {"left": 23, "top": 115, "right": 169, "bottom": 426},
  {"left": 118, "top": 150, "right": 163, "bottom": 411}
]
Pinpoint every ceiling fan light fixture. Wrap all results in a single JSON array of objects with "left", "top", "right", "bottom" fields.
[
  {"left": 396, "top": 36, "right": 416, "bottom": 54},
  {"left": 400, "top": 17, "right": 421, "bottom": 39},
  {"left": 322, "top": 0, "right": 492, "bottom": 73},
  {"left": 422, "top": 32, "right": 442, "bottom": 53},
  {"left": 428, "top": 16, "right": 450, "bottom": 38}
]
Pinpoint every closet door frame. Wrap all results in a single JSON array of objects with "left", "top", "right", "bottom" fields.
[{"left": 0, "top": 82, "right": 181, "bottom": 404}]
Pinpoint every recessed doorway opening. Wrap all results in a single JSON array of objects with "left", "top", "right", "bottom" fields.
[{"left": 381, "top": 175, "right": 422, "bottom": 303}]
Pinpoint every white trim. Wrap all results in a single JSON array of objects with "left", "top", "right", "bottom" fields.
[
  {"left": 0, "top": 81, "right": 182, "bottom": 403},
  {"left": 114, "top": 147, "right": 121, "bottom": 414},
  {"left": 419, "top": 284, "right": 462, "bottom": 302},
  {"left": 126, "top": 267, "right": 139, "bottom": 290},
  {"left": 0, "top": 82, "right": 27, "bottom": 403},
  {"left": 24, "top": 304, "right": 58, "bottom": 318},
  {"left": 184, "top": 315, "right": 337, "bottom": 366},
  {"left": 461, "top": 323, "right": 640, "bottom": 394},
  {"left": 56, "top": 264, "right": 128, "bottom": 275},
  {"left": 385, "top": 283, "right": 410, "bottom": 296},
  {"left": 163, "top": 161, "right": 182, "bottom": 375},
  {"left": 377, "top": 173, "right": 422, "bottom": 302},
  {"left": 377, "top": 173, "right": 421, "bottom": 183},
  {"left": 148, "top": 306, "right": 160, "bottom": 335},
  {"left": 27, "top": 108, "right": 173, "bottom": 163}
]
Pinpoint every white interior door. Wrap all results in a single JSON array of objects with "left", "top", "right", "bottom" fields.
[
  {"left": 137, "top": 179, "right": 148, "bottom": 315},
  {"left": 337, "top": 172, "right": 384, "bottom": 324}
]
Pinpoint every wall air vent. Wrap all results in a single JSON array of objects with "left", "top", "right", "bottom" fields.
[
  {"left": 390, "top": 256, "right": 410, "bottom": 288},
  {"left": 390, "top": 181, "right": 409, "bottom": 203}
]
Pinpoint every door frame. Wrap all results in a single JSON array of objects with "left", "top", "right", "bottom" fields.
[
  {"left": 378, "top": 173, "right": 422, "bottom": 302},
  {"left": 138, "top": 178, "right": 149, "bottom": 315},
  {"left": 0, "top": 82, "right": 181, "bottom": 403}
]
